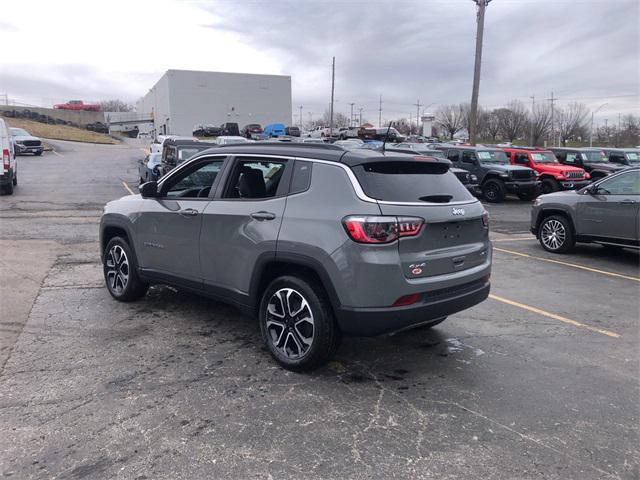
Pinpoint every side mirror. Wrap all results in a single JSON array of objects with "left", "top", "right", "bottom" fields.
[
  {"left": 584, "top": 184, "right": 598, "bottom": 195},
  {"left": 139, "top": 181, "right": 158, "bottom": 198}
]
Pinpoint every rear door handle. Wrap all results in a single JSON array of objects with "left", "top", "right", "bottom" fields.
[
  {"left": 621, "top": 199, "right": 636, "bottom": 204},
  {"left": 178, "top": 208, "right": 199, "bottom": 217},
  {"left": 250, "top": 211, "right": 276, "bottom": 221}
]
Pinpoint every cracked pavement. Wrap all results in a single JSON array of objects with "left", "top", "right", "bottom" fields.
[{"left": 0, "top": 140, "right": 638, "bottom": 479}]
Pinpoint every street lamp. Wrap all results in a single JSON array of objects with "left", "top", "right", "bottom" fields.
[{"left": 590, "top": 103, "right": 607, "bottom": 147}]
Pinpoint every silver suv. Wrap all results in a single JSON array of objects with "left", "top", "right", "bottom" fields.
[{"left": 100, "top": 144, "right": 492, "bottom": 370}]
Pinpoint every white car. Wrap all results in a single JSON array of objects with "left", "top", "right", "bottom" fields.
[
  {"left": 215, "top": 136, "right": 251, "bottom": 145},
  {"left": 0, "top": 118, "right": 17, "bottom": 194}
]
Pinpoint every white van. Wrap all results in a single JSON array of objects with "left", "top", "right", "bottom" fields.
[{"left": 0, "top": 118, "right": 17, "bottom": 195}]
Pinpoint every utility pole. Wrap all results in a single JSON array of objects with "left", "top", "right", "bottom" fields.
[
  {"left": 414, "top": 99, "right": 422, "bottom": 135},
  {"left": 617, "top": 113, "right": 621, "bottom": 147},
  {"left": 329, "top": 56, "right": 335, "bottom": 136},
  {"left": 547, "top": 92, "right": 556, "bottom": 147},
  {"left": 298, "top": 105, "right": 303, "bottom": 127},
  {"left": 358, "top": 107, "right": 363, "bottom": 126},
  {"left": 348, "top": 102, "right": 355, "bottom": 127},
  {"left": 378, "top": 95, "right": 383, "bottom": 127},
  {"left": 468, "top": 0, "right": 492, "bottom": 146},
  {"left": 529, "top": 94, "right": 535, "bottom": 146}
]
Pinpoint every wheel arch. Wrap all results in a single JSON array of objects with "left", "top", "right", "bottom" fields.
[
  {"left": 249, "top": 252, "right": 341, "bottom": 317},
  {"left": 535, "top": 208, "right": 575, "bottom": 237},
  {"left": 100, "top": 215, "right": 137, "bottom": 263}
]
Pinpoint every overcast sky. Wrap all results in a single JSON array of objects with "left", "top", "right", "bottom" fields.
[{"left": 1, "top": 0, "right": 638, "bottom": 123}]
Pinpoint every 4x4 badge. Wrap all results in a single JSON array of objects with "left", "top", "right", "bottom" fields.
[{"left": 452, "top": 208, "right": 466, "bottom": 216}]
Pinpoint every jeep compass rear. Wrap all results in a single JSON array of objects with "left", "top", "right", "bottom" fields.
[{"left": 100, "top": 144, "right": 491, "bottom": 370}]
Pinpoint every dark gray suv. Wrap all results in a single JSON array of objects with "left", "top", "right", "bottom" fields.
[
  {"left": 531, "top": 167, "right": 640, "bottom": 253},
  {"left": 100, "top": 144, "right": 492, "bottom": 370}
]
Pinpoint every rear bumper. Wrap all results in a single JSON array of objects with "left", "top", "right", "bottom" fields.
[
  {"left": 336, "top": 279, "right": 490, "bottom": 336},
  {"left": 504, "top": 180, "right": 540, "bottom": 193}
]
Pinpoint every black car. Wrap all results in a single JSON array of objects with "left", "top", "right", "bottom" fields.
[
  {"left": 444, "top": 146, "right": 539, "bottom": 202},
  {"left": 220, "top": 122, "right": 240, "bottom": 136},
  {"left": 241, "top": 124, "right": 263, "bottom": 139},
  {"left": 550, "top": 147, "right": 625, "bottom": 180},
  {"left": 161, "top": 139, "right": 217, "bottom": 174},
  {"left": 285, "top": 126, "right": 301, "bottom": 137},
  {"left": 602, "top": 148, "right": 640, "bottom": 167},
  {"left": 193, "top": 124, "right": 222, "bottom": 137},
  {"left": 86, "top": 122, "right": 109, "bottom": 134}
]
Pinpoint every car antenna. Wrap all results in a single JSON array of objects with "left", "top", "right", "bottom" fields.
[{"left": 381, "top": 121, "right": 393, "bottom": 153}]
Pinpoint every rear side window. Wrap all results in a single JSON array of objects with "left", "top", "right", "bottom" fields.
[
  {"left": 352, "top": 161, "right": 474, "bottom": 203},
  {"left": 290, "top": 161, "right": 312, "bottom": 194}
]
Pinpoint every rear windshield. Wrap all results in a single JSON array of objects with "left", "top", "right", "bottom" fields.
[
  {"left": 352, "top": 161, "right": 474, "bottom": 203},
  {"left": 625, "top": 152, "right": 639, "bottom": 162}
]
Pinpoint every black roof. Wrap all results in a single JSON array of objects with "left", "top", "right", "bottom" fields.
[
  {"left": 195, "top": 142, "right": 452, "bottom": 167},
  {"left": 550, "top": 147, "right": 603, "bottom": 151},
  {"left": 601, "top": 147, "right": 639, "bottom": 152},
  {"left": 446, "top": 145, "right": 503, "bottom": 152}
]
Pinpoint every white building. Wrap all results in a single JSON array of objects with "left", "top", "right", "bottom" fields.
[{"left": 137, "top": 69, "right": 292, "bottom": 137}]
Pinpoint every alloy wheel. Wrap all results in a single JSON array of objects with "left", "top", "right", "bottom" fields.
[
  {"left": 541, "top": 219, "right": 566, "bottom": 251},
  {"left": 105, "top": 245, "right": 130, "bottom": 295},
  {"left": 266, "top": 288, "right": 314, "bottom": 359}
]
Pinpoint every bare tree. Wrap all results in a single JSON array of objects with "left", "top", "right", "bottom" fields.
[
  {"left": 496, "top": 100, "right": 529, "bottom": 142},
  {"left": 529, "top": 103, "right": 553, "bottom": 146},
  {"left": 100, "top": 99, "right": 133, "bottom": 112},
  {"left": 557, "top": 102, "right": 589, "bottom": 146},
  {"left": 461, "top": 103, "right": 488, "bottom": 139},
  {"left": 619, "top": 114, "right": 640, "bottom": 146},
  {"left": 484, "top": 110, "right": 501, "bottom": 141},
  {"left": 435, "top": 104, "right": 464, "bottom": 139}
]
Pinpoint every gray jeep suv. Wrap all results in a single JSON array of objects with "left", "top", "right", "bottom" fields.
[{"left": 100, "top": 144, "right": 492, "bottom": 370}]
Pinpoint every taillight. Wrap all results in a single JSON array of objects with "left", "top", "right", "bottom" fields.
[
  {"left": 482, "top": 211, "right": 490, "bottom": 228},
  {"left": 2, "top": 149, "right": 9, "bottom": 169},
  {"left": 342, "top": 216, "right": 424, "bottom": 244}
]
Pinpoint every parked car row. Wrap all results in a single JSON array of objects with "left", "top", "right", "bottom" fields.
[{"left": 193, "top": 122, "right": 302, "bottom": 140}]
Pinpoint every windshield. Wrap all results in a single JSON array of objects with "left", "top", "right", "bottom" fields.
[
  {"left": 625, "top": 152, "right": 639, "bottom": 162},
  {"left": 530, "top": 152, "right": 557, "bottom": 164},
  {"left": 581, "top": 151, "right": 608, "bottom": 162},
  {"left": 177, "top": 147, "right": 207, "bottom": 161},
  {"left": 10, "top": 128, "right": 30, "bottom": 136},
  {"left": 477, "top": 150, "right": 509, "bottom": 164}
]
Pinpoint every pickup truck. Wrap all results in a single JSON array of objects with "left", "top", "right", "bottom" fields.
[
  {"left": 308, "top": 126, "right": 339, "bottom": 138},
  {"left": 338, "top": 126, "right": 359, "bottom": 140},
  {"left": 54, "top": 100, "right": 101, "bottom": 112},
  {"left": 502, "top": 147, "right": 589, "bottom": 194}
]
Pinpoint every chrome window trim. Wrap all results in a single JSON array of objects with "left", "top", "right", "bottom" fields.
[{"left": 172, "top": 151, "right": 480, "bottom": 207}]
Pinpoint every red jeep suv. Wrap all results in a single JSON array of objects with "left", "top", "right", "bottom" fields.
[{"left": 503, "top": 147, "right": 589, "bottom": 194}]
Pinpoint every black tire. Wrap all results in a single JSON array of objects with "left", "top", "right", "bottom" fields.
[
  {"left": 482, "top": 179, "right": 506, "bottom": 203},
  {"left": 541, "top": 177, "right": 559, "bottom": 194},
  {"left": 259, "top": 275, "right": 340, "bottom": 371},
  {"left": 139, "top": 176, "right": 145, "bottom": 185},
  {"left": 517, "top": 190, "right": 537, "bottom": 201},
  {"left": 103, "top": 236, "right": 148, "bottom": 302},
  {"left": 538, "top": 215, "right": 575, "bottom": 253},
  {"left": 34, "top": 151, "right": 42, "bottom": 156},
  {"left": 12, "top": 173, "right": 17, "bottom": 186},
  {"left": 4, "top": 179, "right": 14, "bottom": 194}
]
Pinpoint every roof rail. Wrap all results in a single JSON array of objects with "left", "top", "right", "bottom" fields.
[{"left": 230, "top": 141, "right": 345, "bottom": 151}]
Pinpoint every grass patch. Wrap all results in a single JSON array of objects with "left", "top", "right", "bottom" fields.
[{"left": 5, "top": 118, "right": 119, "bottom": 145}]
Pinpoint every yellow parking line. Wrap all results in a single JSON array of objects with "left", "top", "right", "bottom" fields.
[
  {"left": 489, "top": 294, "right": 621, "bottom": 338},
  {"left": 494, "top": 247, "right": 640, "bottom": 282},
  {"left": 122, "top": 181, "right": 135, "bottom": 195}
]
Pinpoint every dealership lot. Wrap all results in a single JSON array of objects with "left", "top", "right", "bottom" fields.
[{"left": 0, "top": 141, "right": 638, "bottom": 479}]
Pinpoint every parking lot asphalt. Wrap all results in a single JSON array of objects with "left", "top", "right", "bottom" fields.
[{"left": 1, "top": 140, "right": 638, "bottom": 480}]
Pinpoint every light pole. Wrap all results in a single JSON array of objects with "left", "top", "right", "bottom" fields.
[
  {"left": 298, "top": 105, "right": 303, "bottom": 127},
  {"left": 590, "top": 103, "right": 607, "bottom": 147},
  {"left": 468, "top": 0, "right": 492, "bottom": 146}
]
